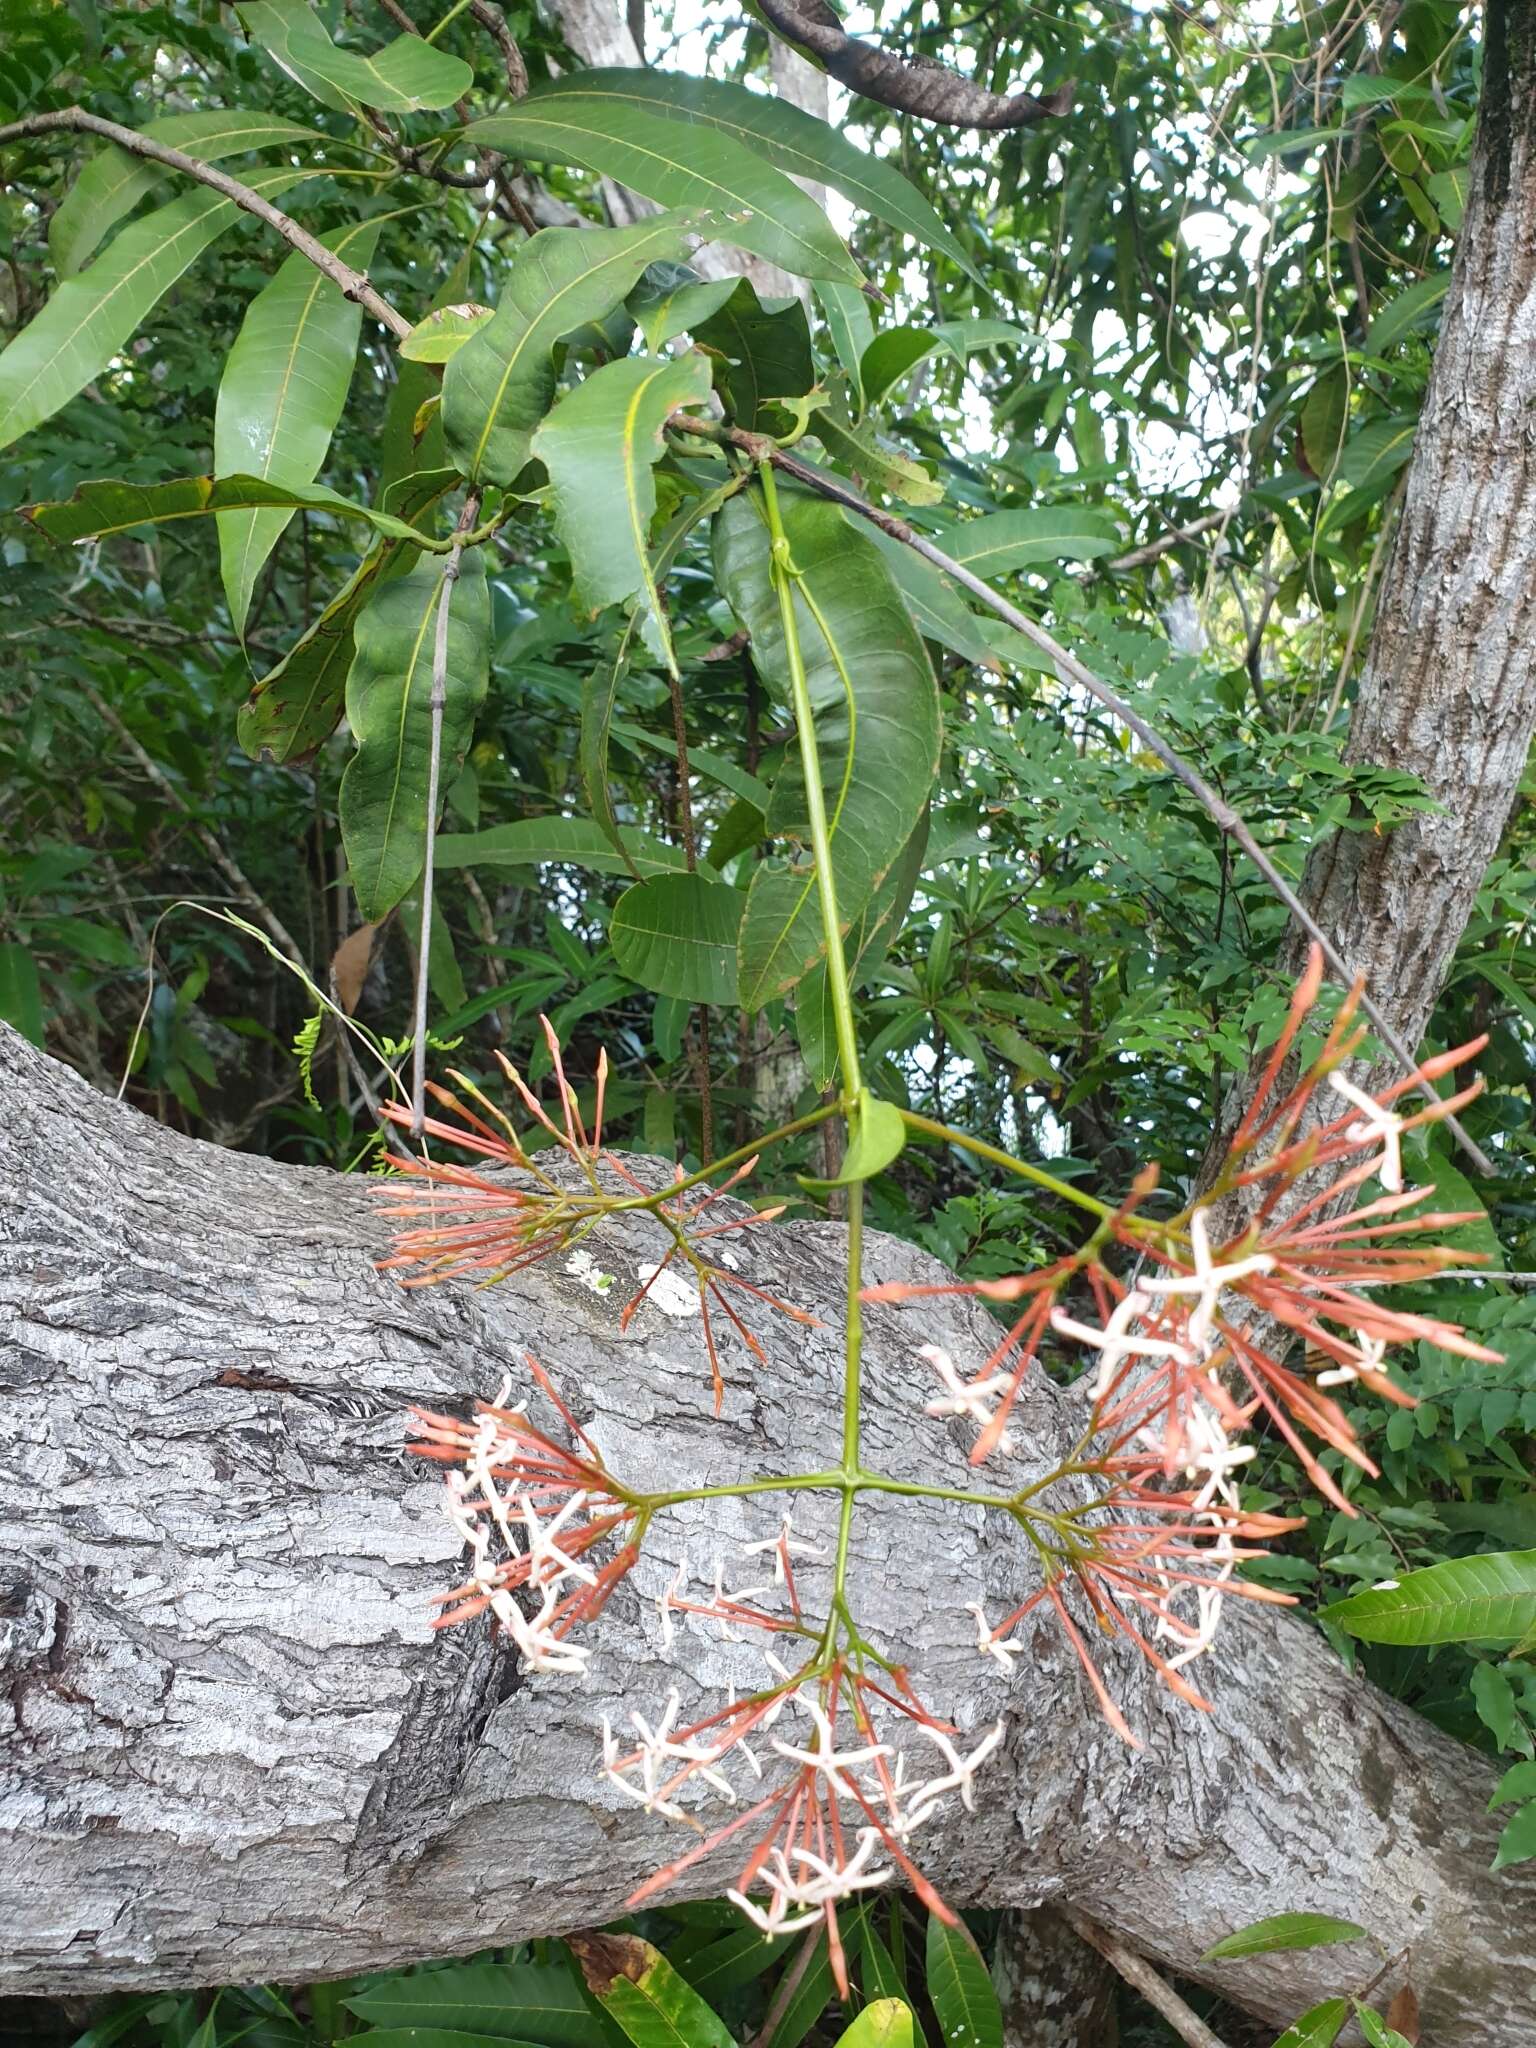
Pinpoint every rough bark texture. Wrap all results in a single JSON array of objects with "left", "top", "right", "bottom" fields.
[
  {"left": 1299, "top": 0, "right": 1536, "bottom": 1058},
  {"left": 2, "top": 1027, "right": 1531, "bottom": 2041}
]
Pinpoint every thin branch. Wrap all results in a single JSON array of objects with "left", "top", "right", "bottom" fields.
[
  {"left": 1101, "top": 510, "right": 1225, "bottom": 572},
  {"left": 0, "top": 108, "right": 413, "bottom": 341},
  {"left": 1062, "top": 1911, "right": 1233, "bottom": 2048},
  {"left": 411, "top": 491, "right": 481, "bottom": 1139},
  {"left": 667, "top": 413, "right": 1494, "bottom": 1175},
  {"left": 754, "top": 0, "right": 1073, "bottom": 129}
]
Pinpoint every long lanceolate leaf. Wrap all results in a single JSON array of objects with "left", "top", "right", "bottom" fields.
[
  {"left": 0, "top": 168, "right": 309, "bottom": 454},
  {"left": 516, "top": 71, "right": 977, "bottom": 283},
  {"left": 579, "top": 472, "right": 748, "bottom": 873},
  {"left": 237, "top": 0, "right": 472, "bottom": 112},
  {"left": 715, "top": 486, "right": 941, "bottom": 1008},
  {"left": 1322, "top": 1550, "right": 1536, "bottom": 1646},
  {"left": 533, "top": 351, "right": 712, "bottom": 672},
  {"left": 442, "top": 214, "right": 707, "bottom": 486},
  {"left": 339, "top": 548, "right": 490, "bottom": 924},
  {"left": 237, "top": 548, "right": 384, "bottom": 764},
  {"left": 49, "top": 111, "right": 325, "bottom": 277},
  {"left": 463, "top": 103, "right": 860, "bottom": 287},
  {"left": 24, "top": 473, "right": 435, "bottom": 547},
  {"left": 215, "top": 217, "right": 383, "bottom": 637}
]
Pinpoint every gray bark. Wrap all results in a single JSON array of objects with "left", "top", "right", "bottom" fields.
[
  {"left": 2, "top": 1026, "right": 1532, "bottom": 2042},
  {"left": 1299, "top": 0, "right": 1536, "bottom": 1059}
]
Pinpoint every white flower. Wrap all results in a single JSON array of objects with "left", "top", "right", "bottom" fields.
[
  {"left": 1051, "top": 1290, "right": 1197, "bottom": 1398},
  {"left": 1317, "top": 1331, "right": 1388, "bottom": 1388},
  {"left": 966, "top": 1601, "right": 1025, "bottom": 1670},
  {"left": 741, "top": 1512, "right": 826, "bottom": 1581},
  {"left": 769, "top": 1694, "right": 893, "bottom": 1798},
  {"left": 917, "top": 1344, "right": 1015, "bottom": 1453},
  {"left": 1140, "top": 1208, "right": 1274, "bottom": 1353},
  {"left": 901, "top": 1720, "right": 1005, "bottom": 1831},
  {"left": 656, "top": 1553, "right": 688, "bottom": 1651},
  {"left": 1327, "top": 1073, "right": 1406, "bottom": 1192}
]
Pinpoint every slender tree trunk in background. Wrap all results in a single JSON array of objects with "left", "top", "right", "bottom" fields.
[
  {"left": 3, "top": 1029, "right": 1534, "bottom": 2042},
  {"left": 1211, "top": 0, "right": 1536, "bottom": 1167},
  {"left": 1304, "top": 0, "right": 1536, "bottom": 1045}
]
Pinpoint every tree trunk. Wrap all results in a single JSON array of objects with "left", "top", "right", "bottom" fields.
[
  {"left": 2, "top": 1027, "right": 1531, "bottom": 2041},
  {"left": 1303, "top": 0, "right": 1536, "bottom": 1052}
]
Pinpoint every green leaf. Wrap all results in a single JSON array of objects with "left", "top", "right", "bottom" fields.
[
  {"left": 237, "top": 0, "right": 471, "bottom": 112},
  {"left": 1407, "top": 1149, "right": 1501, "bottom": 1264},
  {"left": 400, "top": 303, "right": 496, "bottom": 364},
  {"left": 568, "top": 1934, "right": 734, "bottom": 2048},
  {"left": 436, "top": 817, "right": 686, "bottom": 879},
  {"left": 1201, "top": 1915, "right": 1370, "bottom": 1962},
  {"left": 1367, "top": 273, "right": 1450, "bottom": 354},
  {"left": 49, "top": 110, "right": 323, "bottom": 277},
  {"left": 516, "top": 72, "right": 977, "bottom": 283},
  {"left": 238, "top": 548, "right": 384, "bottom": 763},
  {"left": 215, "top": 216, "right": 382, "bottom": 636},
  {"left": 813, "top": 411, "right": 943, "bottom": 506},
  {"left": 869, "top": 531, "right": 996, "bottom": 666},
  {"left": 799, "top": 1090, "right": 906, "bottom": 1189},
  {"left": 342, "top": 2033, "right": 549, "bottom": 2048},
  {"left": 834, "top": 2005, "right": 913, "bottom": 2048},
  {"left": 343, "top": 1963, "right": 605, "bottom": 2044},
  {"left": 25, "top": 473, "right": 435, "bottom": 548},
  {"left": 464, "top": 99, "right": 859, "bottom": 287},
  {"left": 924, "top": 1915, "right": 1001, "bottom": 2048},
  {"left": 611, "top": 871, "right": 743, "bottom": 1005},
  {"left": 1492, "top": 1761, "right": 1536, "bottom": 1809},
  {"left": 674, "top": 1928, "right": 796, "bottom": 2004},
  {"left": 1268, "top": 2002, "right": 1349, "bottom": 2048},
  {"left": 816, "top": 281, "right": 875, "bottom": 411},
  {"left": 927, "top": 506, "right": 1121, "bottom": 575},
  {"left": 1300, "top": 364, "right": 1349, "bottom": 481},
  {"left": 0, "top": 943, "right": 44, "bottom": 1045},
  {"left": 533, "top": 352, "right": 712, "bottom": 672},
  {"left": 1354, "top": 2008, "right": 1414, "bottom": 2048},
  {"left": 1321, "top": 1551, "right": 1536, "bottom": 1646},
  {"left": 339, "top": 547, "right": 490, "bottom": 923},
  {"left": 716, "top": 488, "right": 940, "bottom": 1007},
  {"left": 860, "top": 320, "right": 1032, "bottom": 409},
  {"left": 1335, "top": 417, "right": 1417, "bottom": 492},
  {"left": 443, "top": 214, "right": 707, "bottom": 485},
  {"left": 1494, "top": 1799, "right": 1536, "bottom": 1869},
  {"left": 627, "top": 269, "right": 737, "bottom": 352},
  {"left": 0, "top": 166, "right": 308, "bottom": 454},
  {"left": 692, "top": 279, "right": 815, "bottom": 433}
]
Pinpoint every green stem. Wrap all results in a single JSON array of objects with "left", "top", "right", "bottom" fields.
[
  {"left": 898, "top": 1108, "right": 1118, "bottom": 1222},
  {"left": 425, "top": 0, "right": 475, "bottom": 40},
  {"left": 607, "top": 1101, "right": 840, "bottom": 1211},
  {"left": 757, "top": 461, "right": 862, "bottom": 1104},
  {"left": 757, "top": 459, "right": 868, "bottom": 1615}
]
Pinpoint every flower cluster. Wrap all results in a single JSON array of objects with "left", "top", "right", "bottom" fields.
[
  {"left": 611, "top": 1655, "right": 1001, "bottom": 1994},
  {"left": 406, "top": 1358, "right": 640, "bottom": 1670},
  {"left": 867, "top": 949, "right": 1499, "bottom": 1739},
  {"left": 393, "top": 952, "right": 1500, "bottom": 1945},
  {"left": 378, "top": 1017, "right": 814, "bottom": 1408}
]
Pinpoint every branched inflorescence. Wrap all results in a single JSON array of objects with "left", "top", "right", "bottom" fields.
[{"left": 381, "top": 947, "right": 1498, "bottom": 1963}]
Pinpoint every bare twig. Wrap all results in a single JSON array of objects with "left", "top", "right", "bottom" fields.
[
  {"left": 1063, "top": 1911, "right": 1233, "bottom": 2048},
  {"left": 667, "top": 413, "right": 1494, "bottom": 1174},
  {"left": 0, "top": 109, "right": 413, "bottom": 341},
  {"left": 411, "top": 491, "right": 481, "bottom": 1139},
  {"left": 755, "top": 0, "right": 1073, "bottom": 129},
  {"left": 1102, "top": 509, "right": 1225, "bottom": 572}
]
